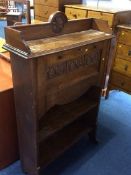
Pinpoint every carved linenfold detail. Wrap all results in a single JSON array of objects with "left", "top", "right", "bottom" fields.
[{"left": 47, "top": 51, "right": 100, "bottom": 79}]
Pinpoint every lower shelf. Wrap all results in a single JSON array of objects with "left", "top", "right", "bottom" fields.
[
  {"left": 39, "top": 87, "right": 100, "bottom": 141},
  {"left": 39, "top": 106, "right": 98, "bottom": 167}
]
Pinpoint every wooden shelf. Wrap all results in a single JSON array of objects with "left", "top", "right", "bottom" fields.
[
  {"left": 39, "top": 108, "right": 97, "bottom": 167},
  {"left": 39, "top": 89, "right": 99, "bottom": 141}
]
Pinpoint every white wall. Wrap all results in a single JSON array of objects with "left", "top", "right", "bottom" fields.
[{"left": 82, "top": 0, "right": 131, "bottom": 10}]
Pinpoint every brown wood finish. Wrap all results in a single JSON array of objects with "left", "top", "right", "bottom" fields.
[
  {"left": 88, "top": 11, "right": 114, "bottom": 27},
  {"left": 118, "top": 27, "right": 131, "bottom": 45},
  {"left": 65, "top": 5, "right": 131, "bottom": 97},
  {"left": 10, "top": 0, "right": 31, "bottom": 24},
  {"left": 34, "top": 0, "right": 82, "bottom": 21},
  {"left": 117, "top": 44, "right": 131, "bottom": 61},
  {"left": 0, "top": 57, "right": 19, "bottom": 169},
  {"left": 0, "top": 0, "right": 8, "bottom": 16},
  {"left": 65, "top": 7, "right": 87, "bottom": 19},
  {"left": 6, "top": 12, "right": 22, "bottom": 26},
  {"left": 4, "top": 13, "right": 113, "bottom": 175},
  {"left": 113, "top": 58, "right": 131, "bottom": 77},
  {"left": 108, "top": 25, "right": 131, "bottom": 95},
  {"left": 110, "top": 71, "right": 131, "bottom": 92},
  {"left": 65, "top": 4, "right": 131, "bottom": 33}
]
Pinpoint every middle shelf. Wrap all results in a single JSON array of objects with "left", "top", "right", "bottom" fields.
[{"left": 39, "top": 87, "right": 100, "bottom": 142}]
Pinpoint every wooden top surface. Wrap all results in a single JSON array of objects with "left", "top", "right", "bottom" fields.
[
  {"left": 27, "top": 29, "right": 112, "bottom": 57},
  {"left": 65, "top": 4, "right": 131, "bottom": 14},
  {"left": 3, "top": 13, "right": 113, "bottom": 59},
  {"left": 117, "top": 24, "right": 131, "bottom": 30}
]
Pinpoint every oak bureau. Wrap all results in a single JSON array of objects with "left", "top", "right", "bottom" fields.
[{"left": 4, "top": 12, "right": 113, "bottom": 175}]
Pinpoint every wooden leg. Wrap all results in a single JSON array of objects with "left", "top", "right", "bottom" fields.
[
  {"left": 22, "top": 167, "right": 40, "bottom": 175},
  {"left": 101, "top": 88, "right": 107, "bottom": 97},
  {"left": 105, "top": 88, "right": 110, "bottom": 99}
]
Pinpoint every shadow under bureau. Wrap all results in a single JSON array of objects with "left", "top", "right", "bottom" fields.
[{"left": 4, "top": 12, "right": 113, "bottom": 175}]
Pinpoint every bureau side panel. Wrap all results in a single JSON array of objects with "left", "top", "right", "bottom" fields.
[{"left": 10, "top": 54, "right": 39, "bottom": 174}]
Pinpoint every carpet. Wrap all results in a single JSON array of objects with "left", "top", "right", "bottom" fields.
[{"left": 0, "top": 90, "right": 131, "bottom": 175}]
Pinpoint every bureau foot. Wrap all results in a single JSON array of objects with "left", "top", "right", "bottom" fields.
[
  {"left": 105, "top": 89, "right": 109, "bottom": 99},
  {"left": 23, "top": 168, "right": 40, "bottom": 175},
  {"left": 101, "top": 88, "right": 107, "bottom": 97}
]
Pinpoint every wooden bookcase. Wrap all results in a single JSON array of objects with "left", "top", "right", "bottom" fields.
[{"left": 4, "top": 12, "right": 113, "bottom": 175}]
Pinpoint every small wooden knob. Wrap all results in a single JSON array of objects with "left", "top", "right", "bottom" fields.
[
  {"left": 121, "top": 32, "right": 125, "bottom": 36},
  {"left": 45, "top": 11, "right": 48, "bottom": 15},
  {"left": 128, "top": 50, "right": 131, "bottom": 56},
  {"left": 73, "top": 14, "right": 77, "bottom": 18},
  {"left": 124, "top": 64, "right": 128, "bottom": 71},
  {"left": 85, "top": 48, "right": 88, "bottom": 52}
]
